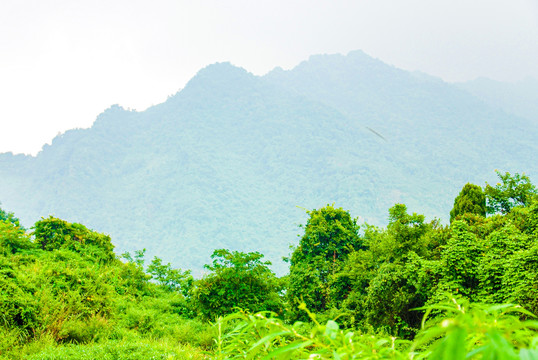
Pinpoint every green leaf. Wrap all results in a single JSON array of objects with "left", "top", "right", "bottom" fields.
[
  {"left": 262, "top": 340, "right": 315, "bottom": 359},
  {"left": 324, "top": 320, "right": 339, "bottom": 340},
  {"left": 519, "top": 349, "right": 538, "bottom": 360},
  {"left": 248, "top": 330, "right": 291, "bottom": 353},
  {"left": 429, "top": 327, "right": 467, "bottom": 360}
]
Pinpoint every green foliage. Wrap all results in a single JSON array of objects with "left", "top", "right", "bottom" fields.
[
  {"left": 116, "top": 249, "right": 152, "bottom": 296},
  {"left": 25, "top": 339, "right": 205, "bottom": 360},
  {"left": 33, "top": 217, "right": 115, "bottom": 262},
  {"left": 450, "top": 183, "right": 486, "bottom": 222},
  {"left": 3, "top": 248, "right": 119, "bottom": 340},
  {"left": 308, "top": 205, "right": 437, "bottom": 335},
  {"left": 0, "top": 215, "right": 211, "bottom": 359},
  {"left": 0, "top": 257, "right": 39, "bottom": 332},
  {"left": 485, "top": 171, "right": 537, "bottom": 214},
  {"left": 386, "top": 204, "right": 429, "bottom": 258},
  {"left": 437, "top": 221, "right": 484, "bottom": 300},
  {"left": 0, "top": 220, "right": 34, "bottom": 255},
  {"left": 0, "top": 203, "right": 23, "bottom": 229},
  {"left": 0, "top": 205, "right": 31, "bottom": 256},
  {"left": 364, "top": 253, "right": 437, "bottom": 337},
  {"left": 193, "top": 249, "right": 283, "bottom": 319},
  {"left": 288, "top": 205, "right": 361, "bottom": 315},
  {"left": 214, "top": 297, "right": 538, "bottom": 359},
  {"left": 477, "top": 225, "right": 530, "bottom": 303},
  {"left": 120, "top": 248, "right": 147, "bottom": 270},
  {"left": 502, "top": 242, "right": 538, "bottom": 316},
  {"left": 327, "top": 249, "right": 374, "bottom": 324},
  {"left": 3, "top": 171, "right": 538, "bottom": 358},
  {"left": 431, "top": 208, "right": 538, "bottom": 317},
  {"left": 413, "top": 298, "right": 538, "bottom": 360},
  {"left": 286, "top": 195, "right": 538, "bottom": 337},
  {"left": 1, "top": 52, "right": 538, "bottom": 278},
  {"left": 147, "top": 256, "right": 193, "bottom": 296},
  {"left": 509, "top": 196, "right": 538, "bottom": 236},
  {"left": 212, "top": 306, "right": 410, "bottom": 359},
  {"left": 291, "top": 205, "right": 362, "bottom": 265}
]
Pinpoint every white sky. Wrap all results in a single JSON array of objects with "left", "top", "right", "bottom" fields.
[{"left": 1, "top": 0, "right": 537, "bottom": 155}]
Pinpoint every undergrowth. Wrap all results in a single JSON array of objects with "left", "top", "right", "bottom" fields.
[{"left": 212, "top": 297, "right": 538, "bottom": 359}]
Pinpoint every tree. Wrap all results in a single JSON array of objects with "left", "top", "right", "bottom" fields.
[
  {"left": 345, "top": 205, "right": 435, "bottom": 336},
  {"left": 147, "top": 256, "right": 193, "bottom": 296},
  {"left": 450, "top": 183, "right": 486, "bottom": 222},
  {"left": 386, "top": 204, "right": 429, "bottom": 258},
  {"left": 0, "top": 203, "right": 22, "bottom": 229},
  {"left": 192, "top": 249, "right": 282, "bottom": 319},
  {"left": 485, "top": 171, "right": 537, "bottom": 214},
  {"left": 287, "top": 205, "right": 362, "bottom": 314},
  {"left": 0, "top": 218, "right": 33, "bottom": 255},
  {"left": 363, "top": 253, "right": 435, "bottom": 337}
]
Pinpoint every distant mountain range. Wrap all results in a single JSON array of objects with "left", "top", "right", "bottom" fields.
[{"left": 1, "top": 50, "right": 536, "bottom": 274}]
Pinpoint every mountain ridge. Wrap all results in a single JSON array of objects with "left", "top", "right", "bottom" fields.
[{"left": 1, "top": 50, "right": 536, "bottom": 274}]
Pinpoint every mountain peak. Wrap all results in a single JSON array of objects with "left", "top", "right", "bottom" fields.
[
  {"left": 188, "top": 62, "right": 253, "bottom": 85},
  {"left": 300, "top": 50, "right": 382, "bottom": 69},
  {"left": 179, "top": 62, "right": 258, "bottom": 99}
]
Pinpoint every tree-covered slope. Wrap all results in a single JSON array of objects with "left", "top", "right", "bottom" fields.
[
  {"left": 0, "top": 51, "right": 536, "bottom": 273},
  {"left": 456, "top": 76, "right": 538, "bottom": 122},
  {"left": 264, "top": 51, "right": 538, "bottom": 215}
]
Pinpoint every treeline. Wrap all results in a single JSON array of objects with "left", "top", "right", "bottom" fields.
[
  {"left": 285, "top": 171, "right": 538, "bottom": 336},
  {"left": 1, "top": 170, "right": 538, "bottom": 358},
  {"left": 191, "top": 170, "right": 538, "bottom": 337}
]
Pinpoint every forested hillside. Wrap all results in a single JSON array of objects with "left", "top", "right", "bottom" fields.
[
  {"left": 456, "top": 76, "right": 538, "bottom": 122},
  {"left": 2, "top": 172, "right": 538, "bottom": 358},
  {"left": 0, "top": 51, "right": 536, "bottom": 273}
]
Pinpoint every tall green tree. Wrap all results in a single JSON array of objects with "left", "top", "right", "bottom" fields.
[
  {"left": 450, "top": 183, "right": 486, "bottom": 222},
  {"left": 386, "top": 204, "right": 429, "bottom": 258},
  {"left": 287, "top": 205, "right": 362, "bottom": 314},
  {"left": 352, "top": 205, "right": 435, "bottom": 336},
  {"left": 485, "top": 171, "right": 537, "bottom": 214}
]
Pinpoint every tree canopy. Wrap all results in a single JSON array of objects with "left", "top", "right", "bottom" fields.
[
  {"left": 450, "top": 183, "right": 486, "bottom": 222},
  {"left": 485, "top": 171, "right": 537, "bottom": 214},
  {"left": 288, "top": 205, "right": 361, "bottom": 315},
  {"left": 193, "top": 249, "right": 282, "bottom": 319}
]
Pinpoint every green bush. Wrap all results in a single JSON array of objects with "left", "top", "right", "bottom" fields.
[{"left": 193, "top": 249, "right": 283, "bottom": 319}]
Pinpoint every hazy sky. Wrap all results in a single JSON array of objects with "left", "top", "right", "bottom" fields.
[{"left": 1, "top": 0, "right": 537, "bottom": 155}]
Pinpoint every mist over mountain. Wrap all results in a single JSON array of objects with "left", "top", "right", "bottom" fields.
[
  {"left": 456, "top": 76, "right": 538, "bottom": 123},
  {"left": 1, "top": 51, "right": 536, "bottom": 274}
]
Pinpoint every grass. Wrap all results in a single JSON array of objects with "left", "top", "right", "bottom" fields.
[{"left": 5, "top": 338, "right": 206, "bottom": 360}]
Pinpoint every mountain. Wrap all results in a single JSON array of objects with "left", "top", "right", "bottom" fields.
[
  {"left": 455, "top": 76, "right": 538, "bottom": 122},
  {"left": 264, "top": 51, "right": 537, "bottom": 215},
  {"left": 1, "top": 51, "right": 537, "bottom": 274}
]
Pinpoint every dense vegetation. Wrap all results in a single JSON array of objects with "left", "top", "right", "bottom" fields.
[
  {"left": 1, "top": 170, "right": 538, "bottom": 358},
  {"left": 1, "top": 51, "right": 537, "bottom": 275}
]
